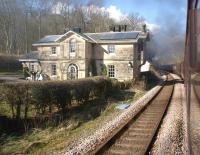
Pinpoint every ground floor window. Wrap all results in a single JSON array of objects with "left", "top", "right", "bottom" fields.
[
  {"left": 51, "top": 64, "right": 57, "bottom": 76},
  {"left": 31, "top": 64, "right": 34, "bottom": 72},
  {"left": 108, "top": 65, "right": 115, "bottom": 78}
]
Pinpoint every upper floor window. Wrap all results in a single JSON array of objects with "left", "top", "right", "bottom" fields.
[
  {"left": 108, "top": 45, "right": 115, "bottom": 54},
  {"left": 69, "top": 39, "right": 76, "bottom": 53},
  {"left": 108, "top": 65, "right": 115, "bottom": 78},
  {"left": 51, "top": 64, "right": 57, "bottom": 76},
  {"left": 51, "top": 47, "right": 56, "bottom": 54}
]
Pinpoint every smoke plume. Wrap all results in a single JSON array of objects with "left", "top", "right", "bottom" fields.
[{"left": 146, "top": 0, "right": 186, "bottom": 65}]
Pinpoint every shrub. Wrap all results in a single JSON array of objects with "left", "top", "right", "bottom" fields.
[
  {"left": 0, "top": 54, "right": 21, "bottom": 72},
  {"left": 23, "top": 67, "right": 31, "bottom": 78},
  {"left": 1, "top": 83, "right": 32, "bottom": 120},
  {"left": 101, "top": 64, "right": 107, "bottom": 76},
  {"left": 0, "top": 76, "right": 124, "bottom": 120},
  {"left": 32, "top": 83, "right": 53, "bottom": 114},
  {"left": 50, "top": 82, "right": 72, "bottom": 113}
]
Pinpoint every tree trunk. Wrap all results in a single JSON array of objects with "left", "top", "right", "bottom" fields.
[
  {"left": 16, "top": 102, "right": 21, "bottom": 120},
  {"left": 38, "top": 11, "right": 41, "bottom": 39},
  {"left": 24, "top": 105, "right": 28, "bottom": 119},
  {"left": 11, "top": 104, "right": 15, "bottom": 119}
]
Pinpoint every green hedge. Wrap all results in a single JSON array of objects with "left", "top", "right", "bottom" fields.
[
  {"left": 0, "top": 77, "right": 129, "bottom": 120},
  {"left": 0, "top": 54, "right": 21, "bottom": 72}
]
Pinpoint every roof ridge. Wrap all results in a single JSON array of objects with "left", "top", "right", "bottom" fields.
[
  {"left": 45, "top": 35, "right": 63, "bottom": 36},
  {"left": 84, "top": 31, "right": 141, "bottom": 35}
]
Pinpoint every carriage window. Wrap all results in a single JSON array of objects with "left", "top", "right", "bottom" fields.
[
  {"left": 108, "top": 65, "right": 115, "bottom": 78},
  {"left": 51, "top": 64, "right": 57, "bottom": 76},
  {"left": 69, "top": 39, "right": 76, "bottom": 53}
]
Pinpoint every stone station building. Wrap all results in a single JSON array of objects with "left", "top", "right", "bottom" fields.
[{"left": 19, "top": 28, "right": 149, "bottom": 81}]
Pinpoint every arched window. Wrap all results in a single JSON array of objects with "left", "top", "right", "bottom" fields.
[
  {"left": 68, "top": 64, "right": 78, "bottom": 79},
  {"left": 69, "top": 39, "right": 76, "bottom": 53}
]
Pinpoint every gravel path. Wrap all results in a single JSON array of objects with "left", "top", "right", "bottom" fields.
[
  {"left": 150, "top": 74, "right": 184, "bottom": 155},
  {"left": 190, "top": 85, "right": 200, "bottom": 155}
]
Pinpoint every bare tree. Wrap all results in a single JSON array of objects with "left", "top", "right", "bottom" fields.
[
  {"left": 0, "top": 0, "right": 144, "bottom": 55},
  {"left": 120, "top": 13, "right": 145, "bottom": 31}
]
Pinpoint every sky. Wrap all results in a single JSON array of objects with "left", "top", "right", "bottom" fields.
[
  {"left": 103, "top": 0, "right": 187, "bottom": 33},
  {"left": 100, "top": 0, "right": 188, "bottom": 64},
  {"left": 54, "top": 0, "right": 188, "bottom": 63}
]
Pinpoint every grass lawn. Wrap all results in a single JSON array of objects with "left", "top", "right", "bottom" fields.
[{"left": 0, "top": 88, "right": 145, "bottom": 155}]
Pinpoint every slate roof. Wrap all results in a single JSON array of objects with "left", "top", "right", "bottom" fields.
[
  {"left": 84, "top": 32, "right": 139, "bottom": 42},
  {"left": 34, "top": 35, "right": 63, "bottom": 44},
  {"left": 33, "top": 31, "right": 142, "bottom": 45},
  {"left": 22, "top": 51, "right": 39, "bottom": 59}
]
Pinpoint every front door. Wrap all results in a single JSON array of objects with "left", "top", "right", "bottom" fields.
[{"left": 68, "top": 64, "right": 78, "bottom": 80}]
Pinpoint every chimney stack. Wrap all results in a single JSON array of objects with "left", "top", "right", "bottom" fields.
[
  {"left": 73, "top": 27, "right": 82, "bottom": 33},
  {"left": 109, "top": 25, "right": 128, "bottom": 32}
]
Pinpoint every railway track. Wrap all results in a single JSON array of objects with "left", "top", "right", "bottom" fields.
[{"left": 95, "top": 75, "right": 174, "bottom": 155}]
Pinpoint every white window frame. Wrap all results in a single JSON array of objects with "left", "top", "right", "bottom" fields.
[
  {"left": 68, "top": 64, "right": 78, "bottom": 79},
  {"left": 31, "top": 64, "right": 34, "bottom": 72},
  {"left": 51, "top": 47, "right": 56, "bottom": 55},
  {"left": 51, "top": 64, "right": 57, "bottom": 76},
  {"left": 108, "top": 65, "right": 115, "bottom": 78},
  {"left": 108, "top": 45, "right": 115, "bottom": 54},
  {"left": 69, "top": 39, "right": 76, "bottom": 56}
]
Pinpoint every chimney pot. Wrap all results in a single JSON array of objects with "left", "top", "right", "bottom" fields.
[{"left": 73, "top": 27, "right": 82, "bottom": 33}]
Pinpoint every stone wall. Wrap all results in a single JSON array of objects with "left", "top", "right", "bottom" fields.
[
  {"left": 104, "top": 60, "right": 133, "bottom": 81},
  {"left": 93, "top": 43, "right": 142, "bottom": 81},
  {"left": 23, "top": 62, "right": 41, "bottom": 72},
  {"left": 34, "top": 33, "right": 88, "bottom": 80},
  {"left": 60, "top": 33, "right": 86, "bottom": 59}
]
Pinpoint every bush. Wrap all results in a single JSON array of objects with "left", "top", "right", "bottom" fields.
[
  {"left": 101, "top": 64, "right": 107, "bottom": 76},
  {"left": 23, "top": 67, "right": 31, "bottom": 78},
  {"left": 0, "top": 76, "right": 132, "bottom": 132},
  {"left": 32, "top": 83, "right": 53, "bottom": 114},
  {"left": 0, "top": 54, "right": 21, "bottom": 72},
  {"left": 0, "top": 76, "right": 124, "bottom": 120},
  {"left": 1, "top": 83, "right": 32, "bottom": 120}
]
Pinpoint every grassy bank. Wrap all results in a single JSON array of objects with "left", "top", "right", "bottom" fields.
[{"left": 0, "top": 88, "right": 145, "bottom": 155}]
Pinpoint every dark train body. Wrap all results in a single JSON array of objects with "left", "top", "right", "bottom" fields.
[
  {"left": 185, "top": 0, "right": 200, "bottom": 103},
  {"left": 172, "top": 0, "right": 199, "bottom": 88},
  {"left": 172, "top": 63, "right": 184, "bottom": 79},
  {"left": 183, "top": 0, "right": 199, "bottom": 153},
  {"left": 185, "top": 0, "right": 200, "bottom": 76},
  {"left": 169, "top": 1, "right": 199, "bottom": 153},
  {"left": 171, "top": 0, "right": 199, "bottom": 81}
]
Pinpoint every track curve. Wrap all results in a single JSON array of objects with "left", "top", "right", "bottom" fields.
[{"left": 96, "top": 75, "right": 174, "bottom": 155}]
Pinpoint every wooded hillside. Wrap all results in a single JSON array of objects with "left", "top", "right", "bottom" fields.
[{"left": 0, "top": 0, "right": 144, "bottom": 55}]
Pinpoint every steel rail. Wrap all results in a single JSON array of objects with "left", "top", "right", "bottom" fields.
[{"left": 94, "top": 74, "right": 174, "bottom": 155}]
